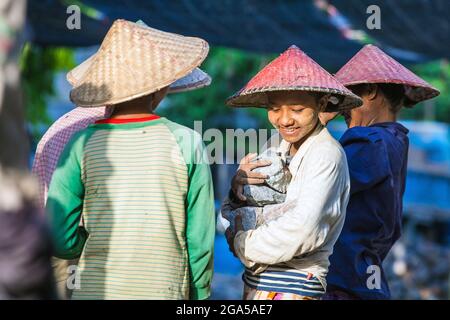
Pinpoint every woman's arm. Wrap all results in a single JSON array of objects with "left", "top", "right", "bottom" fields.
[
  {"left": 233, "top": 148, "right": 349, "bottom": 267},
  {"left": 46, "top": 132, "right": 88, "bottom": 260}
]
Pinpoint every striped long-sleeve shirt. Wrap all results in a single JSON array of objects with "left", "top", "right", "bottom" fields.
[{"left": 46, "top": 115, "right": 215, "bottom": 300}]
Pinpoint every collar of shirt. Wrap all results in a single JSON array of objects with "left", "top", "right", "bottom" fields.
[
  {"left": 277, "top": 123, "right": 325, "bottom": 179},
  {"left": 369, "top": 121, "right": 409, "bottom": 137}
]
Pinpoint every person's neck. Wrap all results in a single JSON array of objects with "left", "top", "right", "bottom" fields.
[
  {"left": 351, "top": 100, "right": 398, "bottom": 127},
  {"left": 110, "top": 106, "right": 154, "bottom": 119},
  {"left": 356, "top": 111, "right": 397, "bottom": 127}
]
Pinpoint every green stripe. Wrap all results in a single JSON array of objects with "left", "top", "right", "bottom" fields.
[
  {"left": 81, "top": 260, "right": 186, "bottom": 271},
  {"left": 84, "top": 163, "right": 187, "bottom": 171},
  {"left": 85, "top": 213, "right": 184, "bottom": 220},
  {"left": 86, "top": 136, "right": 174, "bottom": 144},
  {"left": 73, "top": 289, "right": 182, "bottom": 299},
  {"left": 84, "top": 194, "right": 185, "bottom": 202},
  {"left": 84, "top": 215, "right": 186, "bottom": 222},
  {"left": 84, "top": 159, "right": 186, "bottom": 166},
  {"left": 89, "top": 226, "right": 185, "bottom": 236},
  {"left": 88, "top": 130, "right": 172, "bottom": 139},
  {"left": 78, "top": 281, "right": 186, "bottom": 291},
  {"left": 73, "top": 293, "right": 178, "bottom": 299},
  {"left": 84, "top": 171, "right": 186, "bottom": 182},
  {"left": 87, "top": 233, "right": 185, "bottom": 241},
  {"left": 85, "top": 222, "right": 185, "bottom": 229},
  {"left": 84, "top": 202, "right": 185, "bottom": 208},
  {"left": 86, "top": 213, "right": 186, "bottom": 222},
  {"left": 85, "top": 240, "right": 185, "bottom": 248},
  {"left": 84, "top": 250, "right": 185, "bottom": 257},
  {"left": 84, "top": 151, "right": 181, "bottom": 160},
  {"left": 85, "top": 163, "right": 186, "bottom": 171},
  {"left": 84, "top": 203, "right": 186, "bottom": 209},
  {"left": 78, "top": 273, "right": 186, "bottom": 285},
  {"left": 85, "top": 201, "right": 184, "bottom": 209},
  {"left": 85, "top": 239, "right": 186, "bottom": 248},
  {"left": 85, "top": 239, "right": 185, "bottom": 246},
  {"left": 84, "top": 212, "right": 185, "bottom": 217},
  {"left": 80, "top": 273, "right": 189, "bottom": 284},
  {"left": 84, "top": 142, "right": 176, "bottom": 153},
  {"left": 85, "top": 166, "right": 187, "bottom": 175},
  {"left": 84, "top": 198, "right": 185, "bottom": 203},
  {"left": 81, "top": 261, "right": 186, "bottom": 271},
  {"left": 84, "top": 181, "right": 187, "bottom": 189},
  {"left": 85, "top": 205, "right": 184, "bottom": 211}
]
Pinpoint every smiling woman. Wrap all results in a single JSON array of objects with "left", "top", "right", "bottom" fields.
[
  {"left": 266, "top": 91, "right": 329, "bottom": 155},
  {"left": 222, "top": 45, "right": 361, "bottom": 300}
]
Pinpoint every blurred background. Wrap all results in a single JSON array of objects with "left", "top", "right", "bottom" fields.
[{"left": 1, "top": 0, "right": 449, "bottom": 299}]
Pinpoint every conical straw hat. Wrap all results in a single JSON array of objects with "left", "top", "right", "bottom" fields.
[
  {"left": 226, "top": 45, "right": 362, "bottom": 112},
  {"left": 335, "top": 44, "right": 440, "bottom": 106},
  {"left": 67, "top": 55, "right": 211, "bottom": 94},
  {"left": 70, "top": 19, "right": 209, "bottom": 107},
  {"left": 67, "top": 21, "right": 211, "bottom": 94}
]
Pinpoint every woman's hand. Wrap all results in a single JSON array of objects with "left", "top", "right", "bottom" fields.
[{"left": 231, "top": 153, "right": 271, "bottom": 201}]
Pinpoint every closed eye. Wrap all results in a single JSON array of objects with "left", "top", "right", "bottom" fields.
[{"left": 268, "top": 106, "right": 281, "bottom": 112}]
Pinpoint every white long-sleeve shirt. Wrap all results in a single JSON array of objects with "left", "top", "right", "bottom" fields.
[{"left": 233, "top": 124, "right": 350, "bottom": 289}]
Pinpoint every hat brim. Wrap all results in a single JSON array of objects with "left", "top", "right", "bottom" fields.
[
  {"left": 67, "top": 54, "right": 211, "bottom": 94},
  {"left": 342, "top": 79, "right": 440, "bottom": 107},
  {"left": 334, "top": 45, "right": 440, "bottom": 107},
  {"left": 69, "top": 20, "right": 210, "bottom": 107},
  {"left": 226, "top": 86, "right": 363, "bottom": 112}
]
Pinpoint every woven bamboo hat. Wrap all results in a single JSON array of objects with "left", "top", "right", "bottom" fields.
[
  {"left": 67, "top": 20, "right": 211, "bottom": 95},
  {"left": 335, "top": 44, "right": 440, "bottom": 107},
  {"left": 226, "top": 45, "right": 362, "bottom": 112},
  {"left": 67, "top": 55, "right": 211, "bottom": 94},
  {"left": 70, "top": 19, "right": 209, "bottom": 107}
]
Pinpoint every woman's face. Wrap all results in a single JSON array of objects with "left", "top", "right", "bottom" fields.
[
  {"left": 267, "top": 92, "right": 324, "bottom": 144},
  {"left": 342, "top": 84, "right": 385, "bottom": 128}
]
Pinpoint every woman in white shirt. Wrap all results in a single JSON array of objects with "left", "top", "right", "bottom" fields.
[{"left": 223, "top": 45, "right": 362, "bottom": 300}]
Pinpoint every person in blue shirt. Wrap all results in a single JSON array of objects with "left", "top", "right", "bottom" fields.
[{"left": 320, "top": 45, "right": 440, "bottom": 299}]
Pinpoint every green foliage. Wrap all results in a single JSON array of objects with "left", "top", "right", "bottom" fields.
[
  {"left": 157, "top": 47, "right": 279, "bottom": 160},
  {"left": 160, "top": 46, "right": 275, "bottom": 131},
  {"left": 19, "top": 44, "right": 75, "bottom": 140}
]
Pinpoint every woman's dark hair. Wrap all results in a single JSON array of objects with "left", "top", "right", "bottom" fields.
[
  {"left": 348, "top": 83, "right": 406, "bottom": 113},
  {"left": 307, "top": 92, "right": 325, "bottom": 102}
]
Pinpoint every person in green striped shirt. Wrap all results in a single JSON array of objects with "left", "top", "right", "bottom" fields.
[{"left": 46, "top": 20, "right": 215, "bottom": 300}]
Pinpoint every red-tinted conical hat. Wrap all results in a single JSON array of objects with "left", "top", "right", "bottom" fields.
[
  {"left": 335, "top": 44, "right": 440, "bottom": 106},
  {"left": 226, "top": 45, "right": 362, "bottom": 112}
]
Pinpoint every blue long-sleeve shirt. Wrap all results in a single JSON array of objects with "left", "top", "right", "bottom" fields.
[{"left": 326, "top": 122, "right": 409, "bottom": 299}]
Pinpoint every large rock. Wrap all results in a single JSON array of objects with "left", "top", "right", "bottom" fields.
[
  {"left": 243, "top": 149, "right": 291, "bottom": 206},
  {"left": 221, "top": 206, "right": 263, "bottom": 232}
]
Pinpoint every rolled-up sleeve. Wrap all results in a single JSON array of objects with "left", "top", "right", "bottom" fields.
[{"left": 234, "top": 148, "right": 348, "bottom": 267}]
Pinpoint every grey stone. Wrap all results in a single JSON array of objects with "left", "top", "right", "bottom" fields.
[
  {"left": 243, "top": 185, "right": 287, "bottom": 207},
  {"left": 242, "top": 149, "right": 292, "bottom": 206},
  {"left": 222, "top": 206, "right": 263, "bottom": 232}
]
